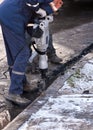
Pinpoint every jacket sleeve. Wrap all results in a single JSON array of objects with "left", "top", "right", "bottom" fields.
[
  {"left": 26, "top": 0, "right": 40, "bottom": 11},
  {"left": 37, "top": 0, "right": 53, "bottom": 3},
  {"left": 26, "top": 0, "right": 53, "bottom": 11},
  {"left": 40, "top": 3, "right": 54, "bottom": 15},
  {"left": 27, "top": 0, "right": 53, "bottom": 5}
]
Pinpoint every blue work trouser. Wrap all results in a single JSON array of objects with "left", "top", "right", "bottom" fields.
[{"left": 1, "top": 24, "right": 31, "bottom": 94}]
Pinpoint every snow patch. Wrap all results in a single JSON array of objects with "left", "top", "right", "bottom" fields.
[
  {"left": 18, "top": 59, "right": 93, "bottom": 130},
  {"left": 18, "top": 95, "right": 93, "bottom": 130},
  {"left": 60, "top": 62, "right": 93, "bottom": 94}
]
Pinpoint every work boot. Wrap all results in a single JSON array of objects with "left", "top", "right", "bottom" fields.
[
  {"left": 48, "top": 53, "right": 62, "bottom": 64},
  {"left": 5, "top": 93, "right": 31, "bottom": 106}
]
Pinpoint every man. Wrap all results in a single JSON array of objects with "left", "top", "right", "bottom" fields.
[{"left": 0, "top": 0, "right": 63, "bottom": 105}]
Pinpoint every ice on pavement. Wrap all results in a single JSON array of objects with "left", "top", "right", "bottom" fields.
[
  {"left": 18, "top": 60, "right": 93, "bottom": 130},
  {"left": 59, "top": 61, "right": 93, "bottom": 94}
]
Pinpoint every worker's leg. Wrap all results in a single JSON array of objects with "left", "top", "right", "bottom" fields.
[
  {"left": 9, "top": 45, "right": 30, "bottom": 94},
  {"left": 47, "top": 33, "right": 55, "bottom": 54},
  {"left": 2, "top": 28, "right": 30, "bottom": 87},
  {"left": 1, "top": 25, "right": 31, "bottom": 105},
  {"left": 47, "top": 33, "right": 62, "bottom": 64},
  {"left": 2, "top": 31, "right": 14, "bottom": 76}
]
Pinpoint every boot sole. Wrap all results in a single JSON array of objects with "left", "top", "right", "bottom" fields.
[{"left": 5, "top": 96, "right": 31, "bottom": 107}]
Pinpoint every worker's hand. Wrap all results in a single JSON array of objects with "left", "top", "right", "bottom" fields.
[
  {"left": 49, "top": 0, "right": 63, "bottom": 12},
  {"left": 36, "top": 8, "right": 47, "bottom": 18}
]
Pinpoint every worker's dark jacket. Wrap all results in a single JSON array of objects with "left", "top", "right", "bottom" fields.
[{"left": 0, "top": 0, "right": 53, "bottom": 36}]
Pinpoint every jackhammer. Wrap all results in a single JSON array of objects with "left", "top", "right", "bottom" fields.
[{"left": 28, "top": 15, "right": 53, "bottom": 92}]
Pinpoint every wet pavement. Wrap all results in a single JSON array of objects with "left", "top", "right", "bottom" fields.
[{"left": 1, "top": 1, "right": 93, "bottom": 129}]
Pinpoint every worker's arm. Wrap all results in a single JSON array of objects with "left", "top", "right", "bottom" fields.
[
  {"left": 26, "top": 0, "right": 53, "bottom": 17},
  {"left": 26, "top": 0, "right": 53, "bottom": 10},
  {"left": 26, "top": 0, "right": 63, "bottom": 18}
]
